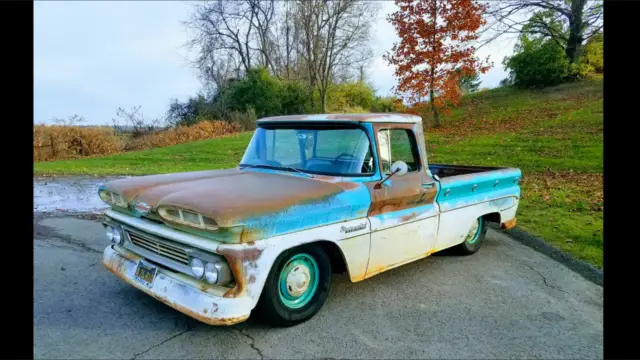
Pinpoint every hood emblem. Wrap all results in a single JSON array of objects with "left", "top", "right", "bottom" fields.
[{"left": 134, "top": 202, "right": 152, "bottom": 215}]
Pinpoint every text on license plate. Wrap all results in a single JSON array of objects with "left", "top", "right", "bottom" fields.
[{"left": 134, "top": 261, "right": 157, "bottom": 288}]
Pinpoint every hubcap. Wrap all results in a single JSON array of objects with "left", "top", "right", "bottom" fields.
[
  {"left": 285, "top": 264, "right": 311, "bottom": 297},
  {"left": 465, "top": 219, "right": 482, "bottom": 244},
  {"left": 278, "top": 253, "right": 319, "bottom": 309}
]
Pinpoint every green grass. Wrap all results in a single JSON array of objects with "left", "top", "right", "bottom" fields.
[
  {"left": 34, "top": 132, "right": 254, "bottom": 176},
  {"left": 34, "top": 78, "right": 603, "bottom": 268}
]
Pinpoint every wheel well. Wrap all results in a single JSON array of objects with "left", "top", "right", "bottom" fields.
[
  {"left": 483, "top": 212, "right": 501, "bottom": 224},
  {"left": 313, "top": 241, "right": 347, "bottom": 274}
]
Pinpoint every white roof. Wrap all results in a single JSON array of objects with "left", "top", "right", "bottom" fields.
[{"left": 257, "top": 113, "right": 422, "bottom": 124}]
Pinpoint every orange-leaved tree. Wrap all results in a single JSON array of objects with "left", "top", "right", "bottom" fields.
[{"left": 384, "top": 0, "right": 491, "bottom": 127}]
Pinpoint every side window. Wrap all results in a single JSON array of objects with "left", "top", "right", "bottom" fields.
[{"left": 377, "top": 129, "right": 420, "bottom": 174}]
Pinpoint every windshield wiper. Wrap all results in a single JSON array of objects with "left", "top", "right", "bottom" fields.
[
  {"left": 280, "top": 165, "right": 314, "bottom": 178},
  {"left": 239, "top": 163, "right": 314, "bottom": 178}
]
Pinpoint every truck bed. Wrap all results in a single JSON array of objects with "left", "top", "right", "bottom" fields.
[
  {"left": 428, "top": 164, "right": 504, "bottom": 179},
  {"left": 428, "top": 163, "right": 521, "bottom": 211}
]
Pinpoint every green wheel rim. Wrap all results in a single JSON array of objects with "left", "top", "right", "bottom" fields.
[
  {"left": 278, "top": 253, "right": 320, "bottom": 309},
  {"left": 466, "top": 218, "right": 484, "bottom": 244}
]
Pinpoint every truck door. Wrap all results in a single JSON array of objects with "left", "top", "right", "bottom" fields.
[{"left": 365, "top": 123, "right": 439, "bottom": 277}]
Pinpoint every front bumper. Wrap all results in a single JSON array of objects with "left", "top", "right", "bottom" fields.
[{"left": 102, "top": 244, "right": 252, "bottom": 326}]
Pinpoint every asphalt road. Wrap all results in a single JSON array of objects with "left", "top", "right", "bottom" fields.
[{"left": 34, "top": 216, "right": 603, "bottom": 359}]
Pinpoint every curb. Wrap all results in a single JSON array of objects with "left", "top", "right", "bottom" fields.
[{"left": 488, "top": 223, "right": 603, "bottom": 287}]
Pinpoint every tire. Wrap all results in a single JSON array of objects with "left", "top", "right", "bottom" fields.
[
  {"left": 455, "top": 216, "right": 488, "bottom": 255},
  {"left": 255, "top": 243, "right": 332, "bottom": 327}
]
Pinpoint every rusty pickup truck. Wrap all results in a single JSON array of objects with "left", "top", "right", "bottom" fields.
[{"left": 100, "top": 113, "right": 521, "bottom": 326}]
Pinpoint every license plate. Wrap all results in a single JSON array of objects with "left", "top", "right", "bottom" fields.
[{"left": 134, "top": 261, "right": 157, "bottom": 288}]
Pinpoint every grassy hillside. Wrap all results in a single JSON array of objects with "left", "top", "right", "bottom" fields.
[{"left": 34, "top": 77, "right": 603, "bottom": 268}]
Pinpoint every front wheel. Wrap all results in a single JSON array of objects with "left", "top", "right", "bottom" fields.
[
  {"left": 255, "top": 243, "right": 332, "bottom": 326},
  {"left": 455, "top": 217, "right": 487, "bottom": 255}
]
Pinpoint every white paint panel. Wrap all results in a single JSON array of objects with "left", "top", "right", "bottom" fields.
[
  {"left": 366, "top": 215, "right": 438, "bottom": 277},
  {"left": 222, "top": 217, "right": 373, "bottom": 308},
  {"left": 435, "top": 197, "right": 519, "bottom": 251}
]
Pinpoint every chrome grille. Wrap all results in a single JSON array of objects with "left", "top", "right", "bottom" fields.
[{"left": 126, "top": 230, "right": 189, "bottom": 265}]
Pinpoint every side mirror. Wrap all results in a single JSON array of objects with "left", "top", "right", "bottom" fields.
[
  {"left": 374, "top": 161, "right": 408, "bottom": 189},
  {"left": 390, "top": 161, "right": 408, "bottom": 176}
]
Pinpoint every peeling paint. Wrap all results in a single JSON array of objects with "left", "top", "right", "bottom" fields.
[{"left": 99, "top": 115, "right": 521, "bottom": 326}]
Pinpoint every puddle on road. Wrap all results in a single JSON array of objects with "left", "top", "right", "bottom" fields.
[{"left": 34, "top": 177, "right": 130, "bottom": 214}]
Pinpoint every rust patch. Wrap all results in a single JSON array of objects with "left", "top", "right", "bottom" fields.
[
  {"left": 259, "top": 113, "right": 419, "bottom": 122},
  {"left": 117, "top": 248, "right": 140, "bottom": 262},
  {"left": 106, "top": 168, "right": 347, "bottom": 230},
  {"left": 247, "top": 275, "right": 257, "bottom": 284},
  {"left": 335, "top": 181, "right": 361, "bottom": 191},
  {"left": 222, "top": 258, "right": 246, "bottom": 298},
  {"left": 367, "top": 182, "right": 437, "bottom": 217},
  {"left": 500, "top": 217, "right": 517, "bottom": 230},
  {"left": 106, "top": 169, "right": 242, "bottom": 205},
  {"left": 104, "top": 254, "right": 248, "bottom": 326},
  {"left": 400, "top": 212, "right": 418, "bottom": 222},
  {"left": 157, "top": 171, "right": 345, "bottom": 226},
  {"left": 216, "top": 244, "right": 264, "bottom": 298},
  {"left": 153, "top": 294, "right": 247, "bottom": 326},
  {"left": 366, "top": 122, "right": 438, "bottom": 217}
]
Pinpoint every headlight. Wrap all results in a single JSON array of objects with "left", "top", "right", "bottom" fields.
[
  {"left": 204, "top": 262, "right": 219, "bottom": 284},
  {"left": 106, "top": 226, "right": 114, "bottom": 242},
  {"left": 98, "top": 187, "right": 128, "bottom": 208},
  {"left": 105, "top": 225, "right": 123, "bottom": 245},
  {"left": 158, "top": 207, "right": 218, "bottom": 231},
  {"left": 190, "top": 258, "right": 205, "bottom": 279}
]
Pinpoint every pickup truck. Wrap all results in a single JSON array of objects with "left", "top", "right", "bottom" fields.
[{"left": 100, "top": 113, "right": 521, "bottom": 327}]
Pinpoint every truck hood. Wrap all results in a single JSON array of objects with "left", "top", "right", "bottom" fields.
[{"left": 104, "top": 169, "right": 370, "bottom": 242}]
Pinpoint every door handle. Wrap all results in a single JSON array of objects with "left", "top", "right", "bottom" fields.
[{"left": 421, "top": 182, "right": 435, "bottom": 189}]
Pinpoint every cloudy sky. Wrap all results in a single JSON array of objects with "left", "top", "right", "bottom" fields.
[{"left": 35, "top": 1, "right": 516, "bottom": 125}]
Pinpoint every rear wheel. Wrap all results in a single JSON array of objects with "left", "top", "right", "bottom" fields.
[
  {"left": 455, "top": 217, "right": 487, "bottom": 255},
  {"left": 256, "top": 243, "right": 332, "bottom": 326}
]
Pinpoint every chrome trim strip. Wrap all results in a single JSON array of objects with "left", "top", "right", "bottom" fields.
[{"left": 105, "top": 209, "right": 221, "bottom": 252}]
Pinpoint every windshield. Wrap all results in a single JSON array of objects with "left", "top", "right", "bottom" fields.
[{"left": 240, "top": 126, "right": 375, "bottom": 176}]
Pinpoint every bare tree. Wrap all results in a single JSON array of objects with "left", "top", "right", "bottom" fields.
[
  {"left": 185, "top": 0, "right": 378, "bottom": 113},
  {"left": 112, "top": 106, "right": 163, "bottom": 138},
  {"left": 186, "top": 0, "right": 283, "bottom": 91},
  {"left": 480, "top": 0, "right": 603, "bottom": 64},
  {"left": 297, "top": 0, "right": 377, "bottom": 112}
]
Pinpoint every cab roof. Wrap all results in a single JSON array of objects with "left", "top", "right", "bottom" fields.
[{"left": 256, "top": 113, "right": 422, "bottom": 124}]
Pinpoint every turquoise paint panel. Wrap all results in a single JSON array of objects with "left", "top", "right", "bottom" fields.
[
  {"left": 241, "top": 182, "right": 372, "bottom": 238},
  {"left": 436, "top": 168, "right": 521, "bottom": 205}
]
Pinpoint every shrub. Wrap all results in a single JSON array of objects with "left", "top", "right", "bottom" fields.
[
  {"left": 166, "top": 94, "right": 217, "bottom": 127},
  {"left": 127, "top": 120, "right": 239, "bottom": 150},
  {"left": 34, "top": 125, "right": 122, "bottom": 161},
  {"left": 371, "top": 96, "right": 407, "bottom": 113},
  {"left": 503, "top": 35, "right": 569, "bottom": 88},
  {"left": 221, "top": 67, "right": 283, "bottom": 118},
  {"left": 280, "top": 81, "right": 312, "bottom": 115},
  {"left": 326, "top": 82, "right": 376, "bottom": 112},
  {"left": 582, "top": 32, "right": 603, "bottom": 74},
  {"left": 227, "top": 107, "right": 257, "bottom": 131}
]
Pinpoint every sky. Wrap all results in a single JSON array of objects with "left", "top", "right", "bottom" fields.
[{"left": 35, "top": 1, "right": 516, "bottom": 125}]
